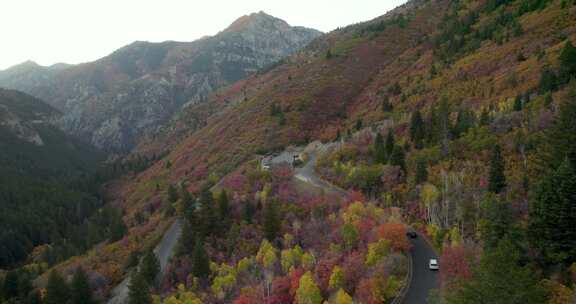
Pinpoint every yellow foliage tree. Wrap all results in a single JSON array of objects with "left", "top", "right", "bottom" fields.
[
  {"left": 157, "top": 284, "right": 202, "bottom": 304},
  {"left": 328, "top": 266, "right": 344, "bottom": 290},
  {"left": 296, "top": 272, "right": 323, "bottom": 304},
  {"left": 332, "top": 289, "right": 354, "bottom": 304},
  {"left": 365, "top": 239, "right": 391, "bottom": 266}
]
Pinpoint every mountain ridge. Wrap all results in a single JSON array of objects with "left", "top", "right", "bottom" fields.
[{"left": 0, "top": 12, "right": 322, "bottom": 153}]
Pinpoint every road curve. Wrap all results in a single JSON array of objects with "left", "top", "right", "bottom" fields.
[
  {"left": 295, "top": 148, "right": 439, "bottom": 303},
  {"left": 294, "top": 152, "right": 348, "bottom": 197},
  {"left": 107, "top": 220, "right": 182, "bottom": 304},
  {"left": 403, "top": 233, "right": 439, "bottom": 303}
]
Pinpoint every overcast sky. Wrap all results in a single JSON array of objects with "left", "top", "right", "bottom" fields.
[{"left": 0, "top": 0, "right": 406, "bottom": 70}]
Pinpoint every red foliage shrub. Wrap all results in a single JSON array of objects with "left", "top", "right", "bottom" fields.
[
  {"left": 377, "top": 223, "right": 411, "bottom": 253},
  {"left": 347, "top": 191, "right": 366, "bottom": 204},
  {"left": 268, "top": 275, "right": 292, "bottom": 304},
  {"left": 314, "top": 257, "right": 339, "bottom": 292},
  {"left": 342, "top": 251, "right": 366, "bottom": 293},
  {"left": 289, "top": 268, "right": 304, "bottom": 297},
  {"left": 355, "top": 278, "right": 377, "bottom": 304},
  {"left": 439, "top": 245, "right": 473, "bottom": 289}
]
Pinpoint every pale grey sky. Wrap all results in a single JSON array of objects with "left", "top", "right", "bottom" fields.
[{"left": 0, "top": 0, "right": 406, "bottom": 70}]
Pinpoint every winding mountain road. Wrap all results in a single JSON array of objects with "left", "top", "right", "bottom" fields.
[
  {"left": 294, "top": 152, "right": 348, "bottom": 197},
  {"left": 403, "top": 233, "right": 439, "bottom": 303},
  {"left": 295, "top": 147, "right": 439, "bottom": 304},
  {"left": 107, "top": 220, "right": 182, "bottom": 304}
]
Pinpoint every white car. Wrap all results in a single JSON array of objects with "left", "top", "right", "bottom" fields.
[{"left": 429, "top": 259, "right": 439, "bottom": 270}]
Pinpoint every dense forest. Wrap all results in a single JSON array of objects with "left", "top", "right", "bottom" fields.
[{"left": 2, "top": 0, "right": 576, "bottom": 303}]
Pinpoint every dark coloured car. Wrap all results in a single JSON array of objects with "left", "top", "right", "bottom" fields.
[{"left": 406, "top": 231, "right": 418, "bottom": 238}]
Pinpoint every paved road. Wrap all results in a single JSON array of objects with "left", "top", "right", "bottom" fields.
[
  {"left": 107, "top": 220, "right": 182, "bottom": 304},
  {"left": 403, "top": 233, "right": 439, "bottom": 303},
  {"left": 295, "top": 146, "right": 439, "bottom": 303},
  {"left": 294, "top": 152, "right": 348, "bottom": 197}
]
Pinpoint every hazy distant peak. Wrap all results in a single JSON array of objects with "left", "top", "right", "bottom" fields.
[
  {"left": 4, "top": 60, "right": 41, "bottom": 72},
  {"left": 222, "top": 11, "right": 320, "bottom": 34}
]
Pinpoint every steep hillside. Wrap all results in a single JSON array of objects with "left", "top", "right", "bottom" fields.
[
  {"left": 137, "top": 0, "right": 440, "bottom": 181},
  {"left": 0, "top": 88, "right": 109, "bottom": 268},
  {"left": 0, "top": 88, "right": 102, "bottom": 178},
  {"left": 0, "top": 12, "right": 321, "bottom": 153},
  {"left": 18, "top": 0, "right": 576, "bottom": 303},
  {"left": 137, "top": 0, "right": 576, "bottom": 188}
]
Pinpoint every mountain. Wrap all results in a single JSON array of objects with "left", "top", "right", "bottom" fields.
[
  {"left": 0, "top": 88, "right": 106, "bottom": 268},
  {"left": 0, "top": 88, "right": 102, "bottom": 177},
  {"left": 0, "top": 12, "right": 321, "bottom": 153},
  {"left": 8, "top": 0, "right": 576, "bottom": 302}
]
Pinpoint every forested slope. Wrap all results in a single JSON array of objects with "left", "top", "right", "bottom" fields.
[{"left": 8, "top": 0, "right": 576, "bottom": 303}]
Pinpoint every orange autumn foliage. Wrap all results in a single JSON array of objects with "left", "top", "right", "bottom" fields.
[{"left": 377, "top": 223, "right": 411, "bottom": 253}]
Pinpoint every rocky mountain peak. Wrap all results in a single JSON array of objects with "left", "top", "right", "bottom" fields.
[
  {"left": 0, "top": 13, "right": 322, "bottom": 153},
  {"left": 223, "top": 11, "right": 320, "bottom": 35},
  {"left": 3, "top": 60, "right": 41, "bottom": 73}
]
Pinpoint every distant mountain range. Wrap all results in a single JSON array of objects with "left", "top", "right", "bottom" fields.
[{"left": 0, "top": 12, "right": 322, "bottom": 153}]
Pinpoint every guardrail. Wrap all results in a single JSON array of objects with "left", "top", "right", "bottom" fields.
[{"left": 391, "top": 239, "right": 414, "bottom": 304}]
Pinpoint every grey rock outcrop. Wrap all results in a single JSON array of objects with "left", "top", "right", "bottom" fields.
[{"left": 0, "top": 12, "right": 322, "bottom": 153}]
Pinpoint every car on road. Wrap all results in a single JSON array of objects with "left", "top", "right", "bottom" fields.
[
  {"left": 429, "top": 259, "right": 439, "bottom": 270},
  {"left": 406, "top": 230, "right": 418, "bottom": 238}
]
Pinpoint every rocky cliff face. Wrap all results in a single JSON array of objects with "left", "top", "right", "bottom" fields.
[{"left": 0, "top": 12, "right": 322, "bottom": 153}]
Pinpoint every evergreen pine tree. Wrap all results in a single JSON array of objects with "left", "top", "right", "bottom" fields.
[
  {"left": 243, "top": 200, "right": 255, "bottom": 224},
  {"left": 479, "top": 108, "right": 490, "bottom": 126},
  {"left": 530, "top": 159, "right": 576, "bottom": 265},
  {"left": 109, "top": 209, "right": 127, "bottom": 242},
  {"left": 355, "top": 119, "right": 363, "bottom": 131},
  {"left": 218, "top": 190, "right": 231, "bottom": 232},
  {"left": 544, "top": 93, "right": 554, "bottom": 108},
  {"left": 139, "top": 251, "right": 160, "bottom": 286},
  {"left": 128, "top": 272, "right": 151, "bottom": 304},
  {"left": 488, "top": 144, "right": 506, "bottom": 193},
  {"left": 559, "top": 40, "right": 576, "bottom": 80},
  {"left": 415, "top": 158, "right": 428, "bottom": 184},
  {"left": 446, "top": 239, "right": 548, "bottom": 304},
  {"left": 426, "top": 105, "right": 440, "bottom": 144},
  {"left": 438, "top": 97, "right": 451, "bottom": 155},
  {"left": 513, "top": 95, "right": 523, "bottom": 111},
  {"left": 2, "top": 270, "right": 19, "bottom": 300},
  {"left": 385, "top": 130, "right": 395, "bottom": 158},
  {"left": 538, "top": 68, "right": 559, "bottom": 93},
  {"left": 410, "top": 110, "right": 425, "bottom": 149},
  {"left": 452, "top": 110, "right": 475, "bottom": 138},
  {"left": 480, "top": 195, "right": 513, "bottom": 250},
  {"left": 181, "top": 189, "right": 195, "bottom": 221},
  {"left": 26, "top": 290, "right": 41, "bottom": 304},
  {"left": 126, "top": 251, "right": 140, "bottom": 269},
  {"left": 167, "top": 184, "right": 178, "bottom": 203},
  {"left": 44, "top": 271, "right": 70, "bottom": 304},
  {"left": 374, "top": 133, "right": 387, "bottom": 164},
  {"left": 198, "top": 187, "right": 217, "bottom": 237},
  {"left": 70, "top": 267, "right": 94, "bottom": 304},
  {"left": 390, "top": 145, "right": 406, "bottom": 172},
  {"left": 192, "top": 239, "right": 210, "bottom": 279},
  {"left": 17, "top": 271, "right": 32, "bottom": 300},
  {"left": 263, "top": 199, "right": 281, "bottom": 241},
  {"left": 177, "top": 220, "right": 196, "bottom": 257},
  {"left": 382, "top": 98, "right": 394, "bottom": 112},
  {"left": 539, "top": 84, "right": 576, "bottom": 170}
]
